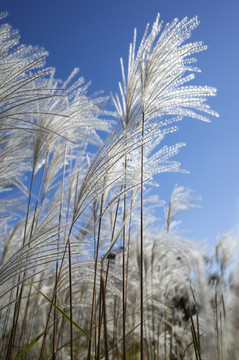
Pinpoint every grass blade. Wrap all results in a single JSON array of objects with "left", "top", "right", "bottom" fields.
[{"left": 27, "top": 283, "right": 90, "bottom": 339}]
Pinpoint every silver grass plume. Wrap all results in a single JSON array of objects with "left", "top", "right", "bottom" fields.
[
  {"left": 0, "top": 14, "right": 112, "bottom": 358},
  {"left": 0, "top": 12, "right": 52, "bottom": 193},
  {"left": 112, "top": 14, "right": 218, "bottom": 151},
  {"left": 110, "top": 15, "right": 218, "bottom": 360},
  {"left": 70, "top": 14, "right": 219, "bottom": 237},
  {"left": 165, "top": 185, "right": 201, "bottom": 232},
  {"left": 1, "top": 12, "right": 232, "bottom": 360}
]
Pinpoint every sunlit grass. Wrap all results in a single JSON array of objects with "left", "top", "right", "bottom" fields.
[{"left": 0, "top": 11, "right": 238, "bottom": 360}]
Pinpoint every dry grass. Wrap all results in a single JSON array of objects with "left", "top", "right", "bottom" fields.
[{"left": 1, "top": 11, "right": 238, "bottom": 360}]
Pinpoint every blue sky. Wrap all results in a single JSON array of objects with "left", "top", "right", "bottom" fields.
[{"left": 1, "top": 0, "right": 239, "bottom": 246}]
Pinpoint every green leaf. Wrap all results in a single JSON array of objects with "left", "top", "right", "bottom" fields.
[
  {"left": 28, "top": 283, "right": 90, "bottom": 339},
  {"left": 14, "top": 328, "right": 48, "bottom": 360}
]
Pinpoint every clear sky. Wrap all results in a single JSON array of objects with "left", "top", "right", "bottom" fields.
[{"left": 1, "top": 0, "right": 239, "bottom": 246}]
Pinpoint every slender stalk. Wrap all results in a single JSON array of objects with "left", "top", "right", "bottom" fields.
[
  {"left": 101, "top": 266, "right": 109, "bottom": 360},
  {"left": 191, "top": 325, "right": 199, "bottom": 360},
  {"left": 97, "top": 266, "right": 103, "bottom": 359},
  {"left": 169, "top": 319, "right": 173, "bottom": 359},
  {"left": 67, "top": 235, "right": 73, "bottom": 360},
  {"left": 39, "top": 240, "right": 69, "bottom": 360},
  {"left": 53, "top": 146, "right": 67, "bottom": 359},
  {"left": 125, "top": 193, "right": 133, "bottom": 307},
  {"left": 150, "top": 248, "right": 156, "bottom": 360},
  {"left": 220, "top": 310, "right": 223, "bottom": 360},
  {"left": 164, "top": 318, "right": 167, "bottom": 359},
  {"left": 122, "top": 158, "right": 127, "bottom": 360},
  {"left": 17, "top": 284, "right": 33, "bottom": 348},
  {"left": 113, "top": 296, "right": 118, "bottom": 359},
  {"left": 88, "top": 194, "right": 104, "bottom": 360},
  {"left": 93, "top": 200, "right": 97, "bottom": 260},
  {"left": 0, "top": 305, "right": 10, "bottom": 354},
  {"left": 93, "top": 201, "right": 99, "bottom": 360},
  {"left": 196, "top": 304, "right": 200, "bottom": 354},
  {"left": 97, "top": 260, "right": 109, "bottom": 360},
  {"left": 39, "top": 156, "right": 74, "bottom": 359},
  {"left": 65, "top": 170, "right": 80, "bottom": 360},
  {"left": 215, "top": 288, "right": 220, "bottom": 360},
  {"left": 105, "top": 193, "right": 121, "bottom": 288},
  {"left": 140, "top": 109, "right": 145, "bottom": 360},
  {"left": 22, "top": 166, "right": 35, "bottom": 248},
  {"left": 28, "top": 152, "right": 48, "bottom": 247},
  {"left": 26, "top": 272, "right": 45, "bottom": 346},
  {"left": 188, "top": 305, "right": 201, "bottom": 360},
  {"left": 18, "top": 154, "right": 48, "bottom": 349},
  {"left": 6, "top": 165, "right": 35, "bottom": 360}
]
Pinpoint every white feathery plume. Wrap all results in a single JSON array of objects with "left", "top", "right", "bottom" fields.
[
  {"left": 165, "top": 184, "right": 201, "bottom": 232},
  {"left": 112, "top": 15, "right": 218, "bottom": 189}
]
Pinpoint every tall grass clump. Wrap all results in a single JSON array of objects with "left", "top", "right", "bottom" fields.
[{"left": 1, "top": 10, "right": 238, "bottom": 360}]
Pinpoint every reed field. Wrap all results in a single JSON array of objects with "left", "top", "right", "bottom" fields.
[{"left": 0, "top": 11, "right": 238, "bottom": 359}]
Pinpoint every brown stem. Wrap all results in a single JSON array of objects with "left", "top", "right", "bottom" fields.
[
  {"left": 6, "top": 165, "right": 35, "bottom": 360},
  {"left": 140, "top": 110, "right": 145, "bottom": 360},
  {"left": 87, "top": 194, "right": 104, "bottom": 360},
  {"left": 53, "top": 146, "right": 67, "bottom": 358},
  {"left": 67, "top": 235, "right": 73, "bottom": 360}
]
